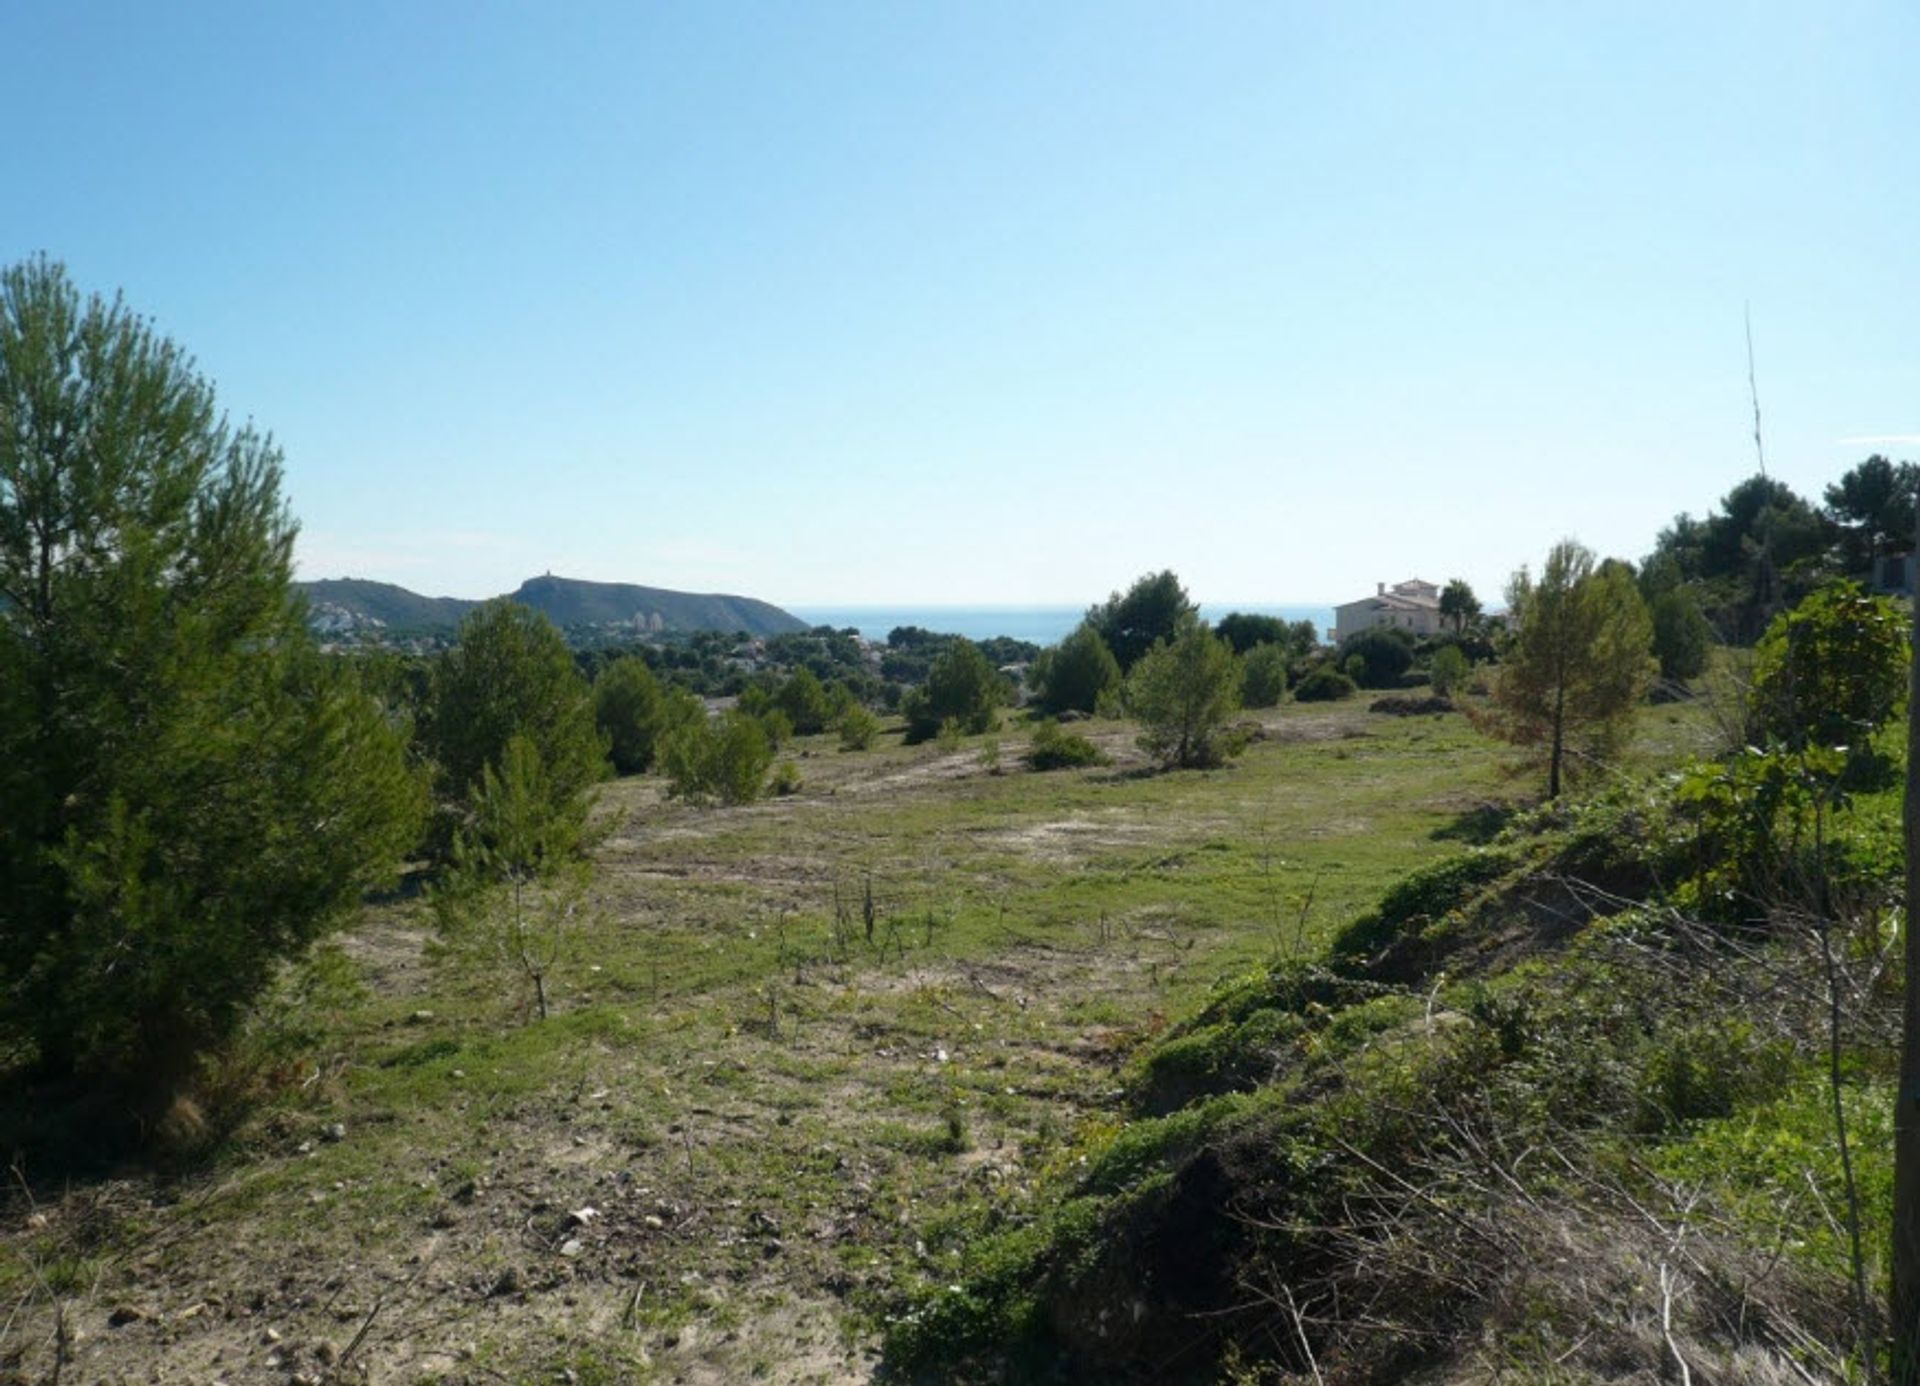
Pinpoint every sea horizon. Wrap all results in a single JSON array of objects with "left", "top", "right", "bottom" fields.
[{"left": 789, "top": 603, "right": 1337, "bottom": 646}]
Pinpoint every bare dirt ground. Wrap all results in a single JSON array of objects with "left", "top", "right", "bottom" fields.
[{"left": 0, "top": 704, "right": 1516, "bottom": 1384}]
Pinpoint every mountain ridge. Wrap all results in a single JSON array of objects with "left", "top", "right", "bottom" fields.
[{"left": 298, "top": 574, "right": 808, "bottom": 638}]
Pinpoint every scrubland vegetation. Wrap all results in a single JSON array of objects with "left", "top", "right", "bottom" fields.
[{"left": 8, "top": 259, "right": 1920, "bottom": 1384}]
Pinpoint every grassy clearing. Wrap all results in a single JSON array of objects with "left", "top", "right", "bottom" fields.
[
  {"left": 876, "top": 692, "right": 1892, "bottom": 1382},
  {"left": 0, "top": 698, "right": 1720, "bottom": 1383}
]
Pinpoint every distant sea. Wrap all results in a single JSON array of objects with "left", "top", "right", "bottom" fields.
[{"left": 789, "top": 604, "right": 1336, "bottom": 646}]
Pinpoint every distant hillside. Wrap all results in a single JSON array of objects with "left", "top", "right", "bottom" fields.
[
  {"left": 296, "top": 574, "right": 807, "bottom": 638},
  {"left": 298, "top": 579, "right": 478, "bottom": 632},
  {"left": 508, "top": 575, "right": 805, "bottom": 636}
]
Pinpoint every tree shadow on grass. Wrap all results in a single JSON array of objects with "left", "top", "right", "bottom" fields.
[
  {"left": 1086, "top": 765, "right": 1163, "bottom": 785},
  {"left": 1430, "top": 801, "right": 1516, "bottom": 845}
]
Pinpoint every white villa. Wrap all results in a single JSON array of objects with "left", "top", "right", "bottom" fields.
[{"left": 1333, "top": 578, "right": 1443, "bottom": 643}]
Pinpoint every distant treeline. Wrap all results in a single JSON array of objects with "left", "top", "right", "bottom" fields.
[
  {"left": 1645, "top": 458, "right": 1918, "bottom": 643},
  {"left": 570, "top": 624, "right": 1041, "bottom": 707}
]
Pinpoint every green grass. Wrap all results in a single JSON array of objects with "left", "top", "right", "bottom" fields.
[
  {"left": 1, "top": 696, "right": 1733, "bottom": 1381},
  {"left": 1652, "top": 1067, "right": 1896, "bottom": 1292}
]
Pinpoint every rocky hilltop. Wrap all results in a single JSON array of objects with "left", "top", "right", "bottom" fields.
[{"left": 298, "top": 574, "right": 807, "bottom": 638}]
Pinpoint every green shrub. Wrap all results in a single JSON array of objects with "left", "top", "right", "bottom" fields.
[
  {"left": 1032, "top": 622, "right": 1122, "bottom": 716},
  {"left": 661, "top": 710, "right": 775, "bottom": 804},
  {"left": 1215, "top": 612, "right": 1317, "bottom": 656},
  {"left": 1638, "top": 1019, "right": 1794, "bottom": 1133},
  {"left": 1294, "top": 666, "right": 1358, "bottom": 702},
  {"left": 1239, "top": 642, "right": 1289, "bottom": 708},
  {"left": 837, "top": 703, "right": 880, "bottom": 751},
  {"left": 758, "top": 707, "right": 794, "bottom": 748},
  {"left": 1331, "top": 846, "right": 1524, "bottom": 960},
  {"left": 431, "top": 735, "right": 589, "bottom": 1022},
  {"left": 1125, "top": 619, "right": 1242, "bottom": 768},
  {"left": 428, "top": 600, "right": 606, "bottom": 853},
  {"left": 1026, "top": 719, "right": 1106, "bottom": 770},
  {"left": 1649, "top": 587, "right": 1712, "bottom": 681},
  {"left": 773, "top": 667, "right": 834, "bottom": 735},
  {"left": 1749, "top": 579, "right": 1907, "bottom": 754},
  {"left": 1337, "top": 626, "right": 1416, "bottom": 688},
  {"left": 594, "top": 656, "right": 668, "bottom": 774},
  {"left": 1652, "top": 1072, "right": 1894, "bottom": 1286},
  {"left": 1131, "top": 1009, "right": 1303, "bottom": 1114},
  {"left": 904, "top": 639, "right": 1007, "bottom": 743},
  {"left": 769, "top": 760, "right": 803, "bottom": 796},
  {"left": 1427, "top": 644, "right": 1470, "bottom": 697}
]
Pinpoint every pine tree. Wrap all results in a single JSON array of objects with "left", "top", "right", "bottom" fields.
[
  {"left": 1087, "top": 570, "right": 1196, "bottom": 672},
  {"left": 433, "top": 736, "right": 585, "bottom": 1022},
  {"left": 0, "top": 257, "right": 422, "bottom": 1090},
  {"left": 426, "top": 599, "right": 605, "bottom": 849},
  {"left": 1491, "top": 541, "right": 1655, "bottom": 798},
  {"left": 594, "top": 655, "right": 669, "bottom": 774},
  {"left": 1126, "top": 618, "right": 1243, "bottom": 768},
  {"left": 1033, "top": 621, "right": 1122, "bottom": 716}
]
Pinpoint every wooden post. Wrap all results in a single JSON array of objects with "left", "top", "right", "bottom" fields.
[{"left": 1896, "top": 497, "right": 1920, "bottom": 1381}]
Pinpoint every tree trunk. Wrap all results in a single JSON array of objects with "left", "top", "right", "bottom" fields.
[
  {"left": 1895, "top": 492, "right": 1920, "bottom": 1381},
  {"left": 1548, "top": 683, "right": 1566, "bottom": 800}
]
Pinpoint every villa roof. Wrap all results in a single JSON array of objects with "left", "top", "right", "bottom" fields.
[{"left": 1336, "top": 592, "right": 1436, "bottom": 613}]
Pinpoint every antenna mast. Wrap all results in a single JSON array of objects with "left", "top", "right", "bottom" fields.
[{"left": 1746, "top": 302, "right": 1767, "bottom": 477}]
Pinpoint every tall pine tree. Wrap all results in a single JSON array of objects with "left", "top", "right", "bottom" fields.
[
  {"left": 1491, "top": 542, "right": 1655, "bottom": 798},
  {"left": 0, "top": 258, "right": 423, "bottom": 1093}
]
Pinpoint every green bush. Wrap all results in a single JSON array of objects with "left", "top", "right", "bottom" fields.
[
  {"left": 1087, "top": 570, "right": 1196, "bottom": 672},
  {"left": 1337, "top": 626, "right": 1416, "bottom": 688},
  {"left": 1294, "top": 666, "right": 1358, "bottom": 702},
  {"left": 773, "top": 667, "right": 834, "bottom": 735},
  {"left": 1125, "top": 619, "right": 1242, "bottom": 768},
  {"left": 904, "top": 638, "right": 1007, "bottom": 743},
  {"left": 837, "top": 703, "right": 880, "bottom": 751},
  {"left": 428, "top": 601, "right": 605, "bottom": 852},
  {"left": 1649, "top": 587, "right": 1712, "bottom": 681},
  {"left": 1239, "top": 642, "right": 1289, "bottom": 708},
  {"left": 594, "top": 656, "right": 668, "bottom": 774},
  {"left": 1026, "top": 719, "right": 1106, "bottom": 770},
  {"left": 1427, "top": 644, "right": 1470, "bottom": 697},
  {"left": 1214, "top": 612, "right": 1306, "bottom": 655},
  {"left": 1032, "top": 622, "right": 1122, "bottom": 716},
  {"left": 1750, "top": 579, "right": 1907, "bottom": 754},
  {"left": 431, "top": 734, "right": 588, "bottom": 1023},
  {"left": 1131, "top": 1009, "right": 1303, "bottom": 1114},
  {"left": 758, "top": 707, "right": 794, "bottom": 748},
  {"left": 1330, "top": 846, "right": 1524, "bottom": 960},
  {"left": 769, "top": 760, "right": 803, "bottom": 796},
  {"left": 1638, "top": 1019, "right": 1794, "bottom": 1133},
  {"left": 661, "top": 710, "right": 775, "bottom": 804}
]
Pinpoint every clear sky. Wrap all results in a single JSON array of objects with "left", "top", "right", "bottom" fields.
[{"left": 5, "top": 2, "right": 1915, "bottom": 608}]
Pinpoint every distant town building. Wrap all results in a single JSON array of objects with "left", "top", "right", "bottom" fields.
[{"left": 1333, "top": 579, "right": 1443, "bottom": 643}]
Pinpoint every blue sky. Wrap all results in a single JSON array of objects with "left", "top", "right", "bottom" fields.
[{"left": 5, "top": 2, "right": 1915, "bottom": 607}]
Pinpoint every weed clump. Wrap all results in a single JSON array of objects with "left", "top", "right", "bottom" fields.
[{"left": 1025, "top": 719, "right": 1106, "bottom": 771}]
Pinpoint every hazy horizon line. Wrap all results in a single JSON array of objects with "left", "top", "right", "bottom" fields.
[{"left": 298, "top": 572, "right": 1345, "bottom": 611}]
